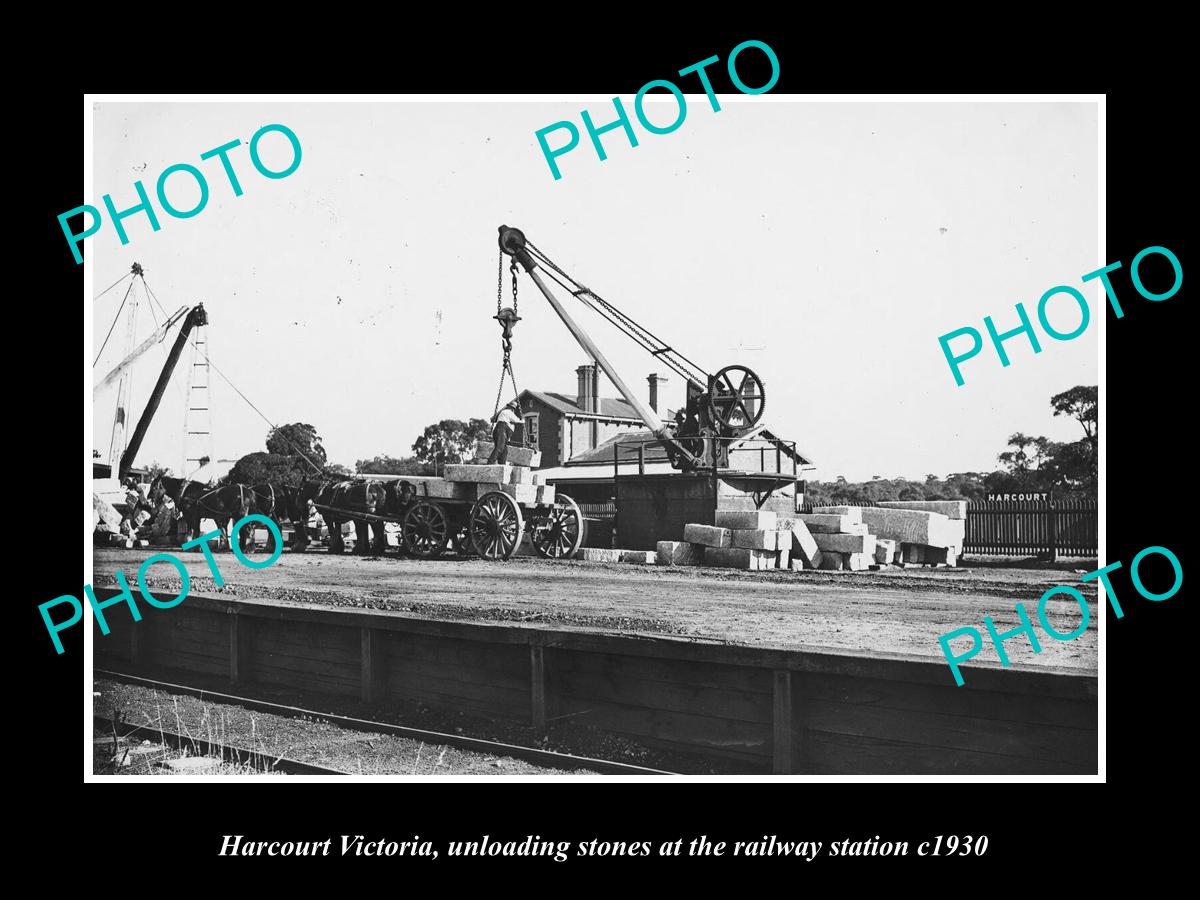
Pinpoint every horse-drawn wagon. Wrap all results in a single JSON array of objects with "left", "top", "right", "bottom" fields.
[{"left": 313, "top": 459, "right": 584, "bottom": 562}]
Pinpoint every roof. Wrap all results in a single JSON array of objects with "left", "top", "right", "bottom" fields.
[
  {"left": 563, "top": 426, "right": 816, "bottom": 468},
  {"left": 522, "top": 390, "right": 643, "bottom": 421}
]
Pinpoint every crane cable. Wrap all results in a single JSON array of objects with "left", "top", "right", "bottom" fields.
[
  {"left": 93, "top": 279, "right": 136, "bottom": 366},
  {"left": 137, "top": 276, "right": 326, "bottom": 477},
  {"left": 522, "top": 239, "right": 709, "bottom": 386}
]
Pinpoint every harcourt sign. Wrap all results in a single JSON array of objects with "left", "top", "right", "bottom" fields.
[{"left": 985, "top": 492, "right": 1049, "bottom": 502}]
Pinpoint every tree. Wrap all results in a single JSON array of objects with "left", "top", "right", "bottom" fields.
[
  {"left": 266, "top": 423, "right": 327, "bottom": 468},
  {"left": 997, "top": 432, "right": 1053, "bottom": 476},
  {"left": 1051, "top": 385, "right": 1097, "bottom": 452},
  {"left": 357, "top": 455, "right": 432, "bottom": 476},
  {"left": 143, "top": 460, "right": 171, "bottom": 480},
  {"left": 227, "top": 452, "right": 308, "bottom": 489},
  {"left": 412, "top": 418, "right": 491, "bottom": 467}
]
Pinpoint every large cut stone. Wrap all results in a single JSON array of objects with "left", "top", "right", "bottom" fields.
[
  {"left": 798, "top": 513, "right": 861, "bottom": 533},
  {"left": 578, "top": 548, "right": 622, "bottom": 563},
  {"left": 877, "top": 499, "right": 967, "bottom": 520},
  {"left": 445, "top": 463, "right": 511, "bottom": 483},
  {"left": 656, "top": 541, "right": 704, "bottom": 566},
  {"left": 509, "top": 466, "right": 535, "bottom": 485},
  {"left": 536, "top": 484, "right": 556, "bottom": 505},
  {"left": 845, "top": 552, "right": 871, "bottom": 571},
  {"left": 474, "top": 442, "right": 542, "bottom": 468},
  {"left": 776, "top": 547, "right": 791, "bottom": 569},
  {"left": 781, "top": 519, "right": 821, "bottom": 568},
  {"left": 732, "top": 529, "right": 778, "bottom": 550},
  {"left": 812, "top": 532, "right": 876, "bottom": 554},
  {"left": 705, "top": 547, "right": 767, "bottom": 570},
  {"left": 874, "top": 538, "right": 897, "bottom": 565},
  {"left": 620, "top": 550, "right": 657, "bottom": 564},
  {"left": 715, "top": 509, "right": 778, "bottom": 530},
  {"left": 499, "top": 483, "right": 538, "bottom": 504},
  {"left": 683, "top": 523, "right": 732, "bottom": 548},
  {"left": 422, "top": 480, "right": 474, "bottom": 500},
  {"left": 809, "top": 506, "right": 864, "bottom": 522},
  {"left": 861, "top": 507, "right": 957, "bottom": 547}
]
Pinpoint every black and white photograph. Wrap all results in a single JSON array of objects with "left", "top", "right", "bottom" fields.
[{"left": 80, "top": 94, "right": 1102, "bottom": 781}]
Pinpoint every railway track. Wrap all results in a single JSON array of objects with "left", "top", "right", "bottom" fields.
[
  {"left": 94, "top": 669, "right": 678, "bottom": 776},
  {"left": 93, "top": 714, "right": 347, "bottom": 775}
]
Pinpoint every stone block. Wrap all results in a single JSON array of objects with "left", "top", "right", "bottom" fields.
[
  {"left": 715, "top": 509, "right": 778, "bottom": 530},
  {"left": 683, "top": 523, "right": 732, "bottom": 548},
  {"left": 812, "top": 532, "right": 876, "bottom": 554},
  {"left": 732, "top": 529, "right": 778, "bottom": 550},
  {"left": 782, "top": 519, "right": 821, "bottom": 568},
  {"left": 845, "top": 552, "right": 871, "bottom": 571},
  {"left": 474, "top": 442, "right": 542, "bottom": 468},
  {"left": 620, "top": 550, "right": 657, "bottom": 564},
  {"left": 536, "top": 484, "right": 556, "bottom": 505},
  {"left": 704, "top": 547, "right": 760, "bottom": 569},
  {"left": 509, "top": 466, "right": 535, "bottom": 485},
  {"left": 809, "top": 506, "right": 863, "bottom": 522},
  {"left": 874, "top": 538, "right": 897, "bottom": 565},
  {"left": 578, "top": 548, "right": 622, "bottom": 563},
  {"left": 656, "top": 541, "right": 704, "bottom": 566},
  {"left": 776, "top": 547, "right": 791, "bottom": 569},
  {"left": 422, "top": 480, "right": 474, "bottom": 500},
  {"left": 798, "top": 513, "right": 861, "bottom": 533},
  {"left": 877, "top": 499, "right": 967, "bottom": 520},
  {"left": 499, "top": 483, "right": 538, "bottom": 504},
  {"left": 861, "top": 507, "right": 956, "bottom": 548},
  {"left": 445, "top": 463, "right": 510, "bottom": 484}
]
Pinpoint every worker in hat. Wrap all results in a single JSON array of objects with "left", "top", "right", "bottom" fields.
[{"left": 487, "top": 399, "right": 523, "bottom": 464}]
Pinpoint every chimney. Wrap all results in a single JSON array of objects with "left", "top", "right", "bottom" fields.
[
  {"left": 576, "top": 363, "right": 597, "bottom": 413},
  {"left": 647, "top": 373, "right": 668, "bottom": 413}
]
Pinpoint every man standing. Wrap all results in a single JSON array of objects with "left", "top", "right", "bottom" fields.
[{"left": 487, "top": 399, "right": 523, "bottom": 464}]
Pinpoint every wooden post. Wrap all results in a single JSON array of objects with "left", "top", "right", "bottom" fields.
[
  {"left": 228, "top": 611, "right": 240, "bottom": 684},
  {"left": 638, "top": 442, "right": 645, "bottom": 476},
  {"left": 129, "top": 619, "right": 143, "bottom": 665},
  {"left": 772, "top": 669, "right": 793, "bottom": 774},
  {"left": 361, "top": 627, "right": 377, "bottom": 704},
  {"left": 530, "top": 643, "right": 546, "bottom": 734},
  {"left": 1047, "top": 492, "right": 1058, "bottom": 563}
]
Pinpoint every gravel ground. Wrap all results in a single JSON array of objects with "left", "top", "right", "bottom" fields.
[
  {"left": 93, "top": 678, "right": 603, "bottom": 776},
  {"left": 93, "top": 548, "right": 1099, "bottom": 672}
]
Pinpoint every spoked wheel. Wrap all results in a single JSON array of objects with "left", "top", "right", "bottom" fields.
[
  {"left": 450, "top": 523, "right": 475, "bottom": 557},
  {"left": 469, "top": 491, "right": 524, "bottom": 560},
  {"left": 708, "top": 364, "right": 766, "bottom": 430},
  {"left": 530, "top": 493, "right": 584, "bottom": 559},
  {"left": 403, "top": 500, "right": 449, "bottom": 559}
]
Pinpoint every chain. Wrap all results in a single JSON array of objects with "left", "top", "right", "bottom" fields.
[
  {"left": 496, "top": 250, "right": 503, "bottom": 315},
  {"left": 510, "top": 258, "right": 519, "bottom": 315}
]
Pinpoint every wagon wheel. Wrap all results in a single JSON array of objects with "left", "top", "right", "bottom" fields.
[
  {"left": 469, "top": 491, "right": 524, "bottom": 560},
  {"left": 403, "top": 500, "right": 449, "bottom": 559},
  {"left": 450, "top": 523, "right": 475, "bottom": 557},
  {"left": 708, "top": 364, "right": 766, "bottom": 430},
  {"left": 530, "top": 493, "right": 584, "bottom": 559}
]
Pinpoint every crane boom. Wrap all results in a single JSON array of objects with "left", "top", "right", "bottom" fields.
[
  {"left": 94, "top": 306, "right": 188, "bottom": 395},
  {"left": 118, "top": 304, "right": 209, "bottom": 479}
]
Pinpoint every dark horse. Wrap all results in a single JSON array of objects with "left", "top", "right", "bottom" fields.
[{"left": 153, "top": 474, "right": 257, "bottom": 552}]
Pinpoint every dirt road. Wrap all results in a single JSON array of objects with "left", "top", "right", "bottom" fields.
[{"left": 92, "top": 549, "right": 1098, "bottom": 672}]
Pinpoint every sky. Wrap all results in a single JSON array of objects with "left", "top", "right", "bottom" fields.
[{"left": 90, "top": 99, "right": 1098, "bottom": 482}]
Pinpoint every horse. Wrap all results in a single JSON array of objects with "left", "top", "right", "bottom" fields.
[
  {"left": 312, "top": 480, "right": 386, "bottom": 556},
  {"left": 158, "top": 475, "right": 257, "bottom": 552},
  {"left": 249, "top": 482, "right": 284, "bottom": 553}
]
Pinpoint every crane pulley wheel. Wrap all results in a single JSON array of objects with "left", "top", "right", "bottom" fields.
[{"left": 708, "top": 365, "right": 767, "bottom": 430}]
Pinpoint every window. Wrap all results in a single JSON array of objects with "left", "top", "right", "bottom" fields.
[{"left": 524, "top": 413, "right": 540, "bottom": 447}]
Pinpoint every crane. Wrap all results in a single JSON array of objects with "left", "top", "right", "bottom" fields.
[{"left": 497, "top": 225, "right": 767, "bottom": 471}]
